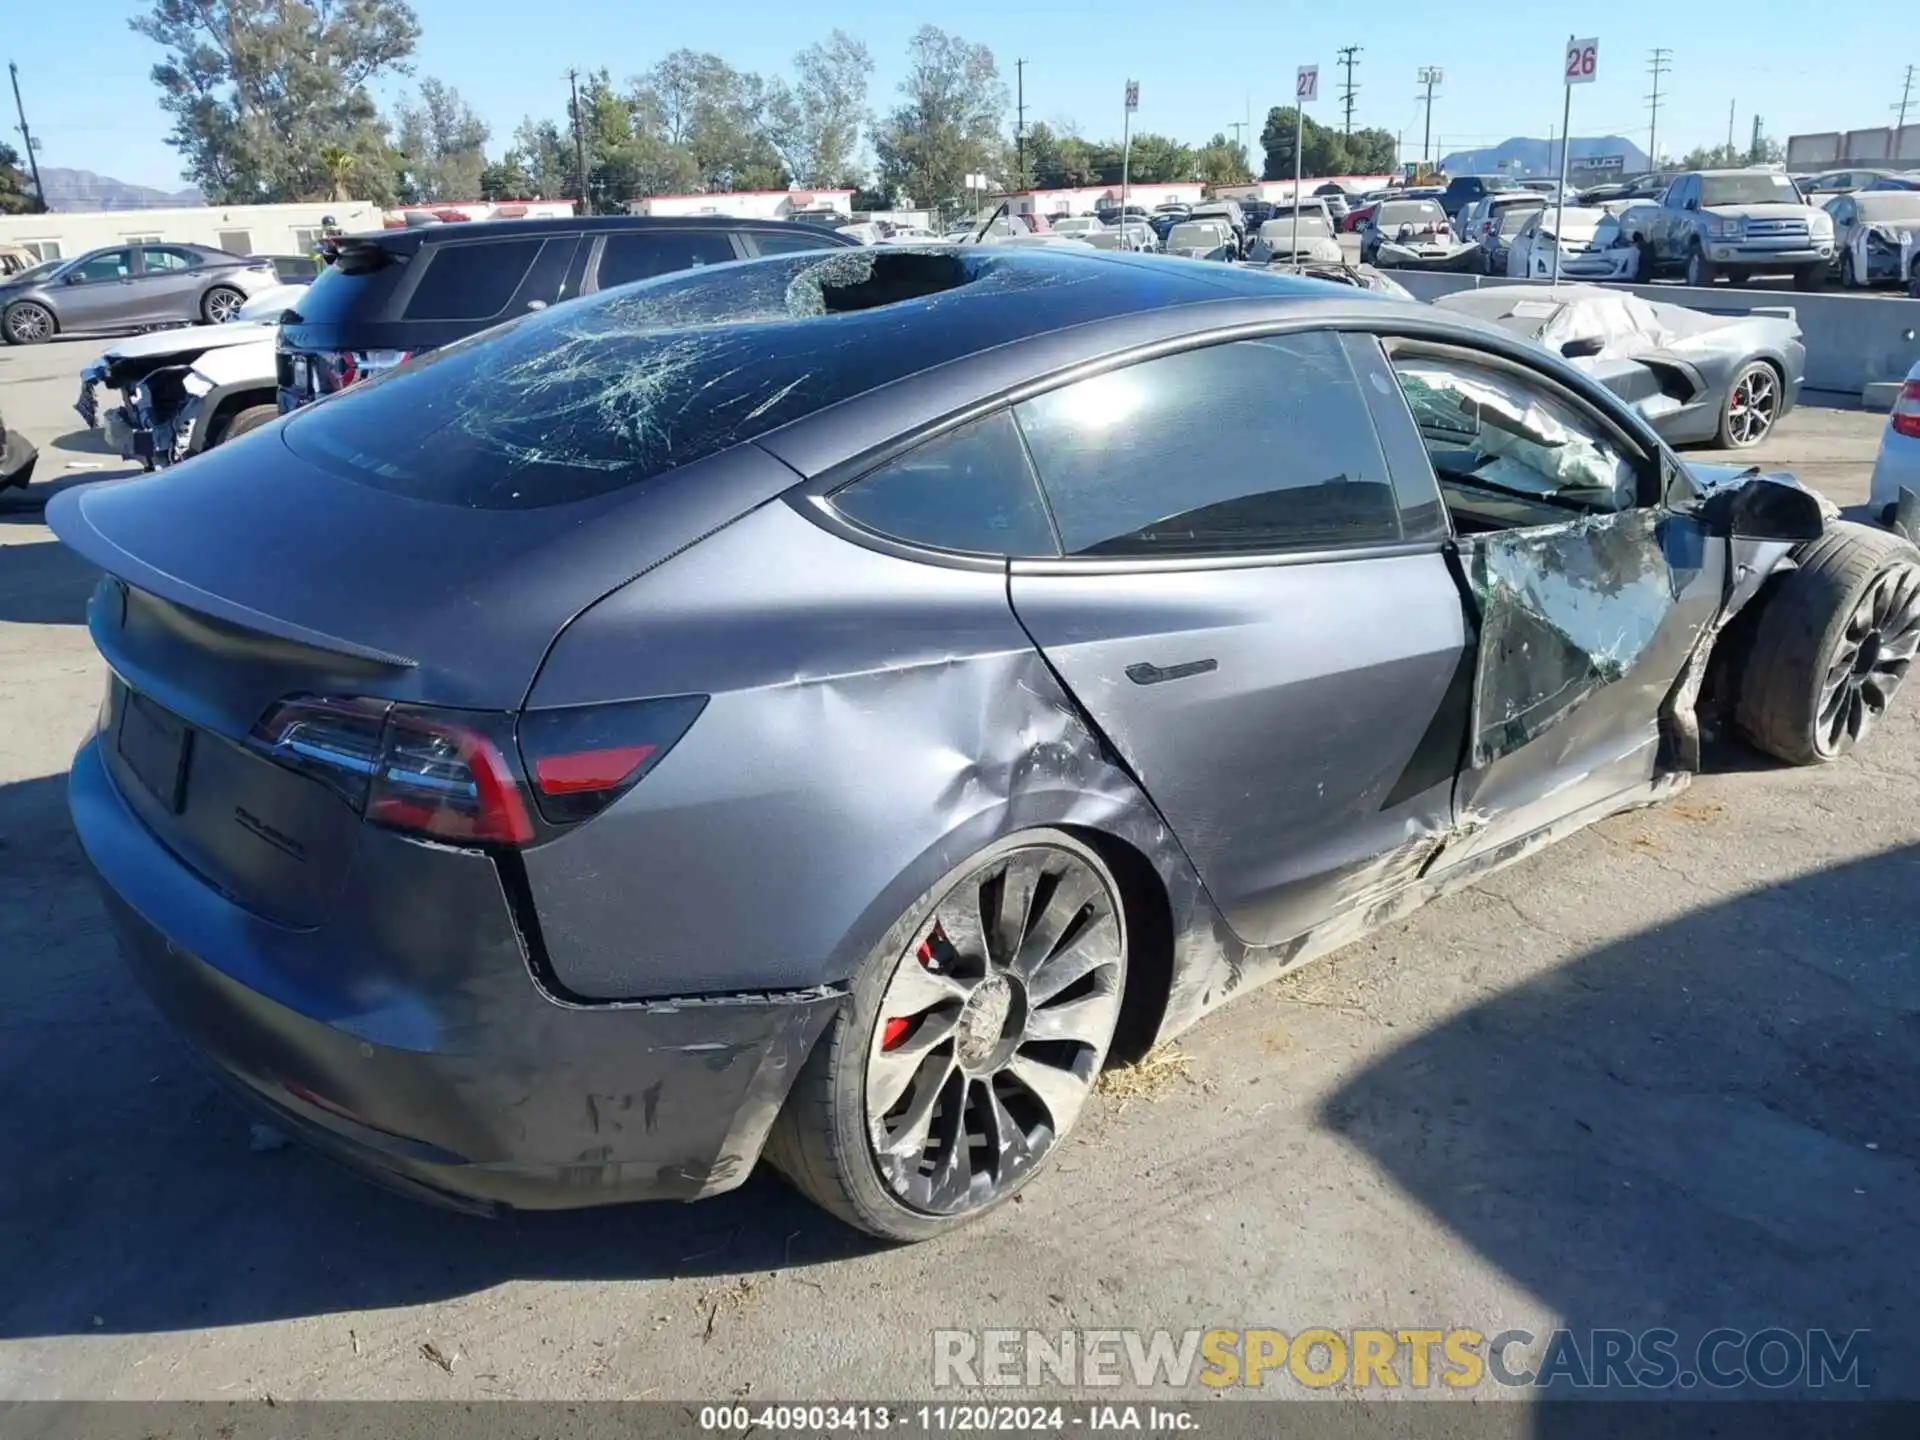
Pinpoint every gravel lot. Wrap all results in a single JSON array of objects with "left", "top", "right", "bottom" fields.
[{"left": 2, "top": 333, "right": 1916, "bottom": 1404}]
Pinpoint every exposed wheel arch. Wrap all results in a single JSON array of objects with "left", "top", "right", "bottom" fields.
[{"left": 1064, "top": 825, "right": 1174, "bottom": 1066}]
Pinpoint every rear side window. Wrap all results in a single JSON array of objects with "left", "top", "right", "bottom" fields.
[
  {"left": 1013, "top": 331, "right": 1401, "bottom": 556},
  {"left": 597, "top": 231, "right": 738, "bottom": 289},
  {"left": 832, "top": 412, "right": 1057, "bottom": 557},
  {"left": 404, "top": 238, "right": 543, "bottom": 321},
  {"left": 748, "top": 229, "right": 845, "bottom": 256}
]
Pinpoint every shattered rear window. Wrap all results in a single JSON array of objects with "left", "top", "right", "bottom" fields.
[{"left": 281, "top": 248, "right": 1164, "bottom": 510}]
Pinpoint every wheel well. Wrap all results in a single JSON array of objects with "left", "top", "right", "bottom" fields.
[
  {"left": 4, "top": 298, "right": 57, "bottom": 334},
  {"left": 1066, "top": 826, "right": 1174, "bottom": 1065},
  {"left": 207, "top": 387, "right": 277, "bottom": 434}
]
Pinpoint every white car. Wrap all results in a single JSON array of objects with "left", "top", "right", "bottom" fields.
[
  {"left": 1507, "top": 206, "right": 1612, "bottom": 279},
  {"left": 1164, "top": 221, "right": 1237, "bottom": 260},
  {"left": 75, "top": 284, "right": 300, "bottom": 469},
  {"left": 1870, "top": 360, "right": 1920, "bottom": 526},
  {"left": 1050, "top": 216, "right": 1105, "bottom": 239},
  {"left": 1249, "top": 210, "right": 1342, "bottom": 264}
]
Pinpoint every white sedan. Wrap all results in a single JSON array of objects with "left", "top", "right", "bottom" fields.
[
  {"left": 1506, "top": 206, "right": 1612, "bottom": 279},
  {"left": 1871, "top": 360, "right": 1920, "bottom": 527}
]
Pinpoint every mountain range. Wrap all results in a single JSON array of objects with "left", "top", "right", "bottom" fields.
[
  {"left": 36, "top": 167, "right": 205, "bottom": 212},
  {"left": 1437, "top": 136, "right": 1653, "bottom": 178}
]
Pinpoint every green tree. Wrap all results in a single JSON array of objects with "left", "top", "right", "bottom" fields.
[
  {"left": 1194, "top": 132, "right": 1251, "bottom": 188},
  {"left": 764, "top": 31, "right": 873, "bottom": 187},
  {"left": 132, "top": 0, "right": 421, "bottom": 202},
  {"left": 1680, "top": 142, "right": 1745, "bottom": 169},
  {"left": 1124, "top": 132, "right": 1193, "bottom": 183},
  {"left": 633, "top": 51, "right": 785, "bottom": 193},
  {"left": 0, "top": 141, "right": 45, "bottom": 215},
  {"left": 1260, "top": 105, "right": 1366, "bottom": 180},
  {"left": 392, "top": 77, "right": 489, "bottom": 202},
  {"left": 872, "top": 26, "right": 1008, "bottom": 212},
  {"left": 1345, "top": 127, "right": 1398, "bottom": 173}
]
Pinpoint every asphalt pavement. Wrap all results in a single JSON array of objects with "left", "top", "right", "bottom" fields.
[{"left": 1, "top": 333, "right": 1915, "bottom": 1405}]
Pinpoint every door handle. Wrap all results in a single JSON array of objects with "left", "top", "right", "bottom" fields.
[{"left": 1126, "top": 658, "right": 1217, "bottom": 686}]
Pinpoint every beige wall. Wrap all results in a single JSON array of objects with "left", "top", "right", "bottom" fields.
[{"left": 0, "top": 202, "right": 382, "bottom": 261}]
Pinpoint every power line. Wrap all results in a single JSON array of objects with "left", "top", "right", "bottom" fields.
[
  {"left": 1646, "top": 48, "right": 1672, "bottom": 170},
  {"left": 7, "top": 62, "right": 45, "bottom": 208},
  {"left": 1337, "top": 46, "right": 1361, "bottom": 135}
]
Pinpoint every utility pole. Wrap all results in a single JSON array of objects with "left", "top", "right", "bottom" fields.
[
  {"left": 1896, "top": 64, "right": 1915, "bottom": 141},
  {"left": 7, "top": 62, "right": 45, "bottom": 210},
  {"left": 1726, "top": 99, "right": 1736, "bottom": 160},
  {"left": 1750, "top": 112, "right": 1764, "bottom": 164},
  {"left": 1229, "top": 119, "right": 1248, "bottom": 161},
  {"left": 1646, "top": 48, "right": 1672, "bottom": 171},
  {"left": 1337, "top": 46, "right": 1361, "bottom": 135},
  {"left": 567, "top": 69, "right": 590, "bottom": 213},
  {"left": 1015, "top": 59, "right": 1027, "bottom": 189},
  {"left": 1416, "top": 67, "right": 1442, "bottom": 169}
]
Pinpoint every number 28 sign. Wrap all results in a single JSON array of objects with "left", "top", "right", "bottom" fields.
[{"left": 1564, "top": 37, "right": 1599, "bottom": 85}]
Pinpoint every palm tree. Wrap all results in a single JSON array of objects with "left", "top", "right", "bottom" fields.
[{"left": 319, "top": 145, "right": 356, "bottom": 202}]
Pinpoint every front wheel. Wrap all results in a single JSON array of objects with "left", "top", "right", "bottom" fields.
[
  {"left": 1839, "top": 252, "right": 1859, "bottom": 289},
  {"left": 3, "top": 301, "right": 55, "bottom": 345},
  {"left": 1717, "top": 361, "right": 1781, "bottom": 448},
  {"left": 1734, "top": 525, "right": 1920, "bottom": 764},
  {"left": 1686, "top": 245, "right": 1717, "bottom": 287},
  {"left": 202, "top": 285, "right": 245, "bottom": 324},
  {"left": 1794, "top": 263, "right": 1826, "bottom": 292},
  {"left": 766, "top": 830, "right": 1128, "bottom": 1240}
]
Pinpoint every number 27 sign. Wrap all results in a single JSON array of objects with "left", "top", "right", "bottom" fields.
[{"left": 1564, "top": 37, "right": 1599, "bottom": 85}]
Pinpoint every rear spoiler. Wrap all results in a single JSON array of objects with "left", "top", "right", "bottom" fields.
[{"left": 47, "top": 483, "right": 418, "bottom": 669}]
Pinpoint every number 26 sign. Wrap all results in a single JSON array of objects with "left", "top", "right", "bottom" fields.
[{"left": 1564, "top": 37, "right": 1599, "bottom": 85}]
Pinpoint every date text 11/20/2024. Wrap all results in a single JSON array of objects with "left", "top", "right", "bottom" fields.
[{"left": 699, "top": 1406, "right": 1196, "bottom": 1432}]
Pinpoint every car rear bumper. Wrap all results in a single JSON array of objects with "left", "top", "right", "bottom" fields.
[{"left": 70, "top": 734, "right": 843, "bottom": 1212}]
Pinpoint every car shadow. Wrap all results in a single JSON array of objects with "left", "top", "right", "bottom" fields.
[
  {"left": 51, "top": 428, "right": 118, "bottom": 457},
  {"left": 1321, "top": 844, "right": 1920, "bottom": 1403},
  {"left": 0, "top": 771, "right": 876, "bottom": 1343},
  {"left": 0, "top": 534, "right": 97, "bottom": 624}
]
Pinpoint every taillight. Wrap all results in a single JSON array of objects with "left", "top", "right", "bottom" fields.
[
  {"left": 250, "top": 698, "right": 533, "bottom": 845},
  {"left": 310, "top": 348, "right": 411, "bottom": 394},
  {"left": 1895, "top": 382, "right": 1920, "bottom": 440},
  {"left": 517, "top": 695, "right": 708, "bottom": 824}
]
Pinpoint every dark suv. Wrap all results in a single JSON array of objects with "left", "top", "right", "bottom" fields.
[
  {"left": 277, "top": 216, "right": 858, "bottom": 413},
  {"left": 1439, "top": 173, "right": 1515, "bottom": 220}
]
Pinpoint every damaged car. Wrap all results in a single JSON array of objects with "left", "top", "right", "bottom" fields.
[
  {"left": 1505, "top": 205, "right": 1615, "bottom": 279},
  {"left": 1823, "top": 190, "right": 1920, "bottom": 288},
  {"left": 1363, "top": 198, "right": 1480, "bottom": 271},
  {"left": 1433, "top": 285, "right": 1803, "bottom": 449},
  {"left": 1247, "top": 206, "right": 1343, "bottom": 264},
  {"left": 1161, "top": 220, "right": 1238, "bottom": 260},
  {"left": 76, "top": 286, "right": 304, "bottom": 470},
  {"left": 1236, "top": 259, "right": 1414, "bottom": 298},
  {"left": 53, "top": 244, "right": 1920, "bottom": 1242}
]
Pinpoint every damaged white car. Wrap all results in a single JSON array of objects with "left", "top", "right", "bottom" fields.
[
  {"left": 75, "top": 285, "right": 301, "bottom": 469},
  {"left": 1505, "top": 206, "right": 1616, "bottom": 279}
]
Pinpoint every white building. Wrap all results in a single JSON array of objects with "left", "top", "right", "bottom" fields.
[
  {"left": 627, "top": 188, "right": 854, "bottom": 221},
  {"left": 385, "top": 200, "right": 576, "bottom": 226},
  {"left": 0, "top": 201, "right": 384, "bottom": 262},
  {"left": 1210, "top": 175, "right": 1396, "bottom": 204},
  {"left": 997, "top": 182, "right": 1208, "bottom": 217}
]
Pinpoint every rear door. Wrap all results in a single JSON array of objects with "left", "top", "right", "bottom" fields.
[
  {"left": 1374, "top": 339, "right": 1725, "bottom": 871},
  {"left": 130, "top": 245, "right": 208, "bottom": 323},
  {"left": 1007, "top": 328, "right": 1472, "bottom": 950}
]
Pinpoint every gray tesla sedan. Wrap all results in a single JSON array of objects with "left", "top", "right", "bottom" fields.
[
  {"left": 51, "top": 246, "right": 1920, "bottom": 1239},
  {"left": 1, "top": 242, "right": 283, "bottom": 344}
]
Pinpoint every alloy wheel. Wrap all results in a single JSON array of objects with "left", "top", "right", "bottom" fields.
[
  {"left": 6, "top": 305, "right": 50, "bottom": 343},
  {"left": 1724, "top": 365, "right": 1779, "bottom": 447},
  {"left": 1818, "top": 564, "right": 1920, "bottom": 757},
  {"left": 865, "top": 845, "right": 1124, "bottom": 1217},
  {"left": 206, "top": 289, "right": 243, "bottom": 324}
]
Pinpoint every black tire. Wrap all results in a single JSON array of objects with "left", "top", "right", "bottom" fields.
[
  {"left": 1840, "top": 252, "right": 1859, "bottom": 289},
  {"left": 2, "top": 301, "right": 55, "bottom": 345},
  {"left": 1794, "top": 263, "right": 1825, "bottom": 292},
  {"left": 210, "top": 402, "right": 277, "bottom": 448},
  {"left": 201, "top": 285, "right": 245, "bottom": 324},
  {"left": 1685, "top": 245, "right": 1717, "bottom": 287},
  {"left": 1733, "top": 524, "right": 1920, "bottom": 765},
  {"left": 765, "top": 828, "right": 1128, "bottom": 1241},
  {"left": 1635, "top": 239, "right": 1658, "bottom": 282},
  {"left": 1716, "top": 360, "right": 1783, "bottom": 448}
]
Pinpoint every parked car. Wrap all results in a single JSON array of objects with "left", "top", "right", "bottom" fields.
[
  {"left": 1871, "top": 361, "right": 1920, "bottom": 527},
  {"left": 1865, "top": 174, "right": 1920, "bottom": 192},
  {"left": 1, "top": 244, "right": 45, "bottom": 278},
  {"left": 1081, "top": 220, "right": 1159, "bottom": 254},
  {"left": 1801, "top": 168, "right": 1895, "bottom": 198},
  {"left": 1435, "top": 285, "right": 1804, "bottom": 448},
  {"left": 1505, "top": 205, "right": 1612, "bottom": 278},
  {"left": 1050, "top": 216, "right": 1104, "bottom": 239},
  {"left": 275, "top": 216, "right": 856, "bottom": 415},
  {"left": 1439, "top": 174, "right": 1516, "bottom": 219},
  {"left": 55, "top": 245, "right": 1919, "bottom": 1241},
  {"left": 1, "top": 243, "right": 286, "bottom": 345},
  {"left": 1359, "top": 198, "right": 1452, "bottom": 264},
  {"left": 0, "top": 395, "right": 36, "bottom": 491},
  {"left": 1577, "top": 172, "right": 1676, "bottom": 207},
  {"left": 1312, "top": 184, "right": 1351, "bottom": 221},
  {"left": 1824, "top": 191, "right": 1920, "bottom": 288},
  {"left": 76, "top": 285, "right": 307, "bottom": 470},
  {"left": 1162, "top": 220, "right": 1237, "bottom": 259},
  {"left": 1248, "top": 208, "right": 1342, "bottom": 264},
  {"left": 1548, "top": 207, "right": 1653, "bottom": 282},
  {"left": 1188, "top": 200, "right": 1248, "bottom": 248},
  {"left": 1457, "top": 192, "right": 1545, "bottom": 266},
  {"left": 1342, "top": 200, "right": 1381, "bottom": 233},
  {"left": 1629, "top": 169, "right": 1836, "bottom": 288}
]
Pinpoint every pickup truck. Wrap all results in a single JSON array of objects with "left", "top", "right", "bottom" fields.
[{"left": 1628, "top": 168, "right": 1836, "bottom": 288}]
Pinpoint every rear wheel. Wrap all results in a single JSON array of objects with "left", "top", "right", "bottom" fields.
[
  {"left": 3, "top": 301, "right": 54, "bottom": 345},
  {"left": 767, "top": 830, "right": 1127, "bottom": 1240},
  {"left": 1717, "top": 361, "right": 1781, "bottom": 448},
  {"left": 202, "top": 286, "right": 245, "bottom": 324},
  {"left": 1794, "top": 263, "right": 1825, "bottom": 292},
  {"left": 1686, "top": 245, "right": 1717, "bottom": 287},
  {"left": 1734, "top": 525, "right": 1920, "bottom": 764}
]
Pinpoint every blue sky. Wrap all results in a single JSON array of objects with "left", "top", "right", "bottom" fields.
[{"left": 6, "top": 0, "right": 1901, "bottom": 190}]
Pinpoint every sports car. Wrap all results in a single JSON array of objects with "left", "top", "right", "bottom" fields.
[
  {"left": 53, "top": 246, "right": 1920, "bottom": 1241},
  {"left": 1433, "top": 285, "right": 1804, "bottom": 449}
]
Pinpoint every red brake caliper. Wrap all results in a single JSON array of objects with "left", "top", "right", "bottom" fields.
[{"left": 881, "top": 930, "right": 943, "bottom": 1050}]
